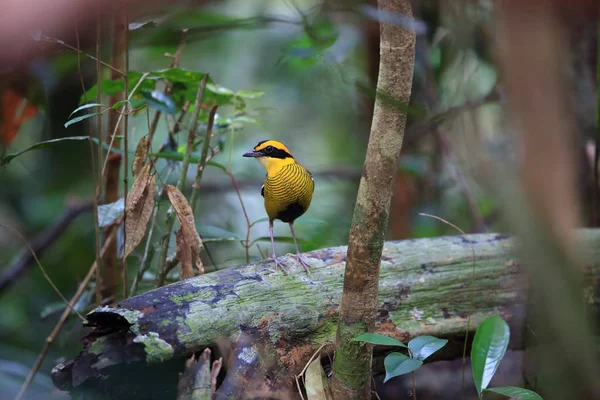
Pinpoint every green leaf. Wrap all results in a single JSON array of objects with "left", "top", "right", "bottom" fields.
[
  {"left": 197, "top": 225, "right": 240, "bottom": 240},
  {"left": 68, "top": 103, "right": 105, "bottom": 118},
  {"left": 353, "top": 333, "right": 407, "bottom": 348},
  {"left": 383, "top": 353, "right": 423, "bottom": 383},
  {"left": 65, "top": 112, "right": 103, "bottom": 128},
  {"left": 485, "top": 387, "right": 543, "bottom": 400},
  {"left": 408, "top": 336, "right": 448, "bottom": 361},
  {"left": 250, "top": 217, "right": 270, "bottom": 228},
  {"left": 129, "top": 21, "right": 156, "bottom": 30},
  {"left": 207, "top": 161, "right": 228, "bottom": 172},
  {"left": 206, "top": 83, "right": 235, "bottom": 96},
  {"left": 471, "top": 315, "right": 510, "bottom": 397},
  {"left": 79, "top": 71, "right": 153, "bottom": 104},
  {"left": 0, "top": 136, "right": 89, "bottom": 166},
  {"left": 250, "top": 236, "right": 306, "bottom": 247},
  {"left": 112, "top": 99, "right": 133, "bottom": 110},
  {"left": 150, "top": 152, "right": 228, "bottom": 171},
  {"left": 139, "top": 90, "right": 176, "bottom": 114},
  {"left": 98, "top": 198, "right": 125, "bottom": 227},
  {"left": 236, "top": 90, "right": 265, "bottom": 99}
]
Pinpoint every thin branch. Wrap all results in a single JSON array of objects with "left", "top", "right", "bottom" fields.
[
  {"left": 189, "top": 104, "right": 217, "bottom": 209},
  {"left": 121, "top": 6, "right": 130, "bottom": 298},
  {"left": 0, "top": 200, "right": 93, "bottom": 295},
  {"left": 227, "top": 171, "right": 252, "bottom": 264},
  {"left": 95, "top": 10, "right": 104, "bottom": 305},
  {"left": 40, "top": 35, "right": 126, "bottom": 78},
  {"left": 147, "top": 29, "right": 189, "bottom": 145},
  {"left": 14, "top": 229, "right": 117, "bottom": 400},
  {"left": 130, "top": 204, "right": 158, "bottom": 295},
  {"left": 157, "top": 75, "right": 209, "bottom": 286}
]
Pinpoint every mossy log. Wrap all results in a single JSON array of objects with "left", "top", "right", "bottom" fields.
[{"left": 51, "top": 231, "right": 600, "bottom": 399}]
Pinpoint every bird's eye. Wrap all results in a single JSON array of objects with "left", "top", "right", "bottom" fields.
[{"left": 265, "top": 145, "right": 274, "bottom": 153}]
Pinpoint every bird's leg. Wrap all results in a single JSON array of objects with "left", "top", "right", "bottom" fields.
[
  {"left": 268, "top": 220, "right": 286, "bottom": 273},
  {"left": 289, "top": 222, "right": 310, "bottom": 274}
]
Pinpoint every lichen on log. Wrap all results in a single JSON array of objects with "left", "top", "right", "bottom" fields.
[{"left": 51, "top": 231, "right": 600, "bottom": 399}]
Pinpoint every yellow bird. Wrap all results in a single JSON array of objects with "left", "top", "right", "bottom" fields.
[{"left": 243, "top": 140, "right": 314, "bottom": 273}]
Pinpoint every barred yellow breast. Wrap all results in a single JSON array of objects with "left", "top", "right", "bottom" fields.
[
  {"left": 243, "top": 139, "right": 314, "bottom": 274},
  {"left": 263, "top": 163, "right": 314, "bottom": 223}
]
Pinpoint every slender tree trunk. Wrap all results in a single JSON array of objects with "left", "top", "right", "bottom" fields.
[
  {"left": 330, "top": 0, "right": 416, "bottom": 398},
  {"left": 100, "top": 1, "right": 127, "bottom": 301}
]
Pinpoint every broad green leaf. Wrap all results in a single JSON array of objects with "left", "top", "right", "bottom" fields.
[
  {"left": 471, "top": 315, "right": 510, "bottom": 397},
  {"left": 236, "top": 90, "right": 265, "bottom": 99},
  {"left": 98, "top": 198, "right": 125, "bottom": 227},
  {"left": 485, "top": 387, "right": 543, "bottom": 400},
  {"left": 250, "top": 236, "right": 306, "bottom": 247},
  {"left": 383, "top": 353, "right": 423, "bottom": 383},
  {"left": 148, "top": 68, "right": 207, "bottom": 85},
  {"left": 79, "top": 71, "right": 153, "bottom": 104},
  {"left": 197, "top": 225, "right": 240, "bottom": 240},
  {"left": 0, "top": 136, "right": 89, "bottom": 166},
  {"left": 139, "top": 90, "right": 176, "bottom": 114},
  {"left": 408, "top": 336, "right": 448, "bottom": 361},
  {"left": 65, "top": 112, "right": 103, "bottom": 128},
  {"left": 353, "top": 333, "right": 407, "bottom": 348},
  {"left": 207, "top": 161, "right": 227, "bottom": 172},
  {"left": 206, "top": 83, "right": 235, "bottom": 96},
  {"left": 68, "top": 103, "right": 105, "bottom": 118},
  {"left": 150, "top": 152, "right": 228, "bottom": 171}
]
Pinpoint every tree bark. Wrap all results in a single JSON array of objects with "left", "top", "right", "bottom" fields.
[
  {"left": 50, "top": 231, "right": 600, "bottom": 399},
  {"left": 330, "top": 0, "right": 416, "bottom": 398}
]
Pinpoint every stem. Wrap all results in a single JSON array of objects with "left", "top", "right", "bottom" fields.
[
  {"left": 189, "top": 103, "right": 217, "bottom": 209},
  {"left": 95, "top": 11, "right": 104, "bottom": 305},
  {"left": 130, "top": 204, "right": 158, "bottom": 295},
  {"left": 595, "top": 18, "right": 600, "bottom": 227},
  {"left": 121, "top": 6, "right": 130, "bottom": 299},
  {"left": 228, "top": 171, "right": 252, "bottom": 264},
  {"left": 157, "top": 75, "right": 209, "bottom": 286}
]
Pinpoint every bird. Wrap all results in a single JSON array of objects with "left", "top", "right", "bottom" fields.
[{"left": 243, "top": 139, "right": 314, "bottom": 273}]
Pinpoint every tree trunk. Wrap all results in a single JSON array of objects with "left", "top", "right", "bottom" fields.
[
  {"left": 330, "top": 0, "right": 416, "bottom": 398},
  {"left": 51, "top": 231, "right": 600, "bottom": 399}
]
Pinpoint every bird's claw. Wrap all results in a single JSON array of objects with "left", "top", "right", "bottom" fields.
[
  {"left": 293, "top": 254, "right": 311, "bottom": 275},
  {"left": 265, "top": 256, "right": 288, "bottom": 275}
]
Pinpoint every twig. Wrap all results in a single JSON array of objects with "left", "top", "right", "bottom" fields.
[
  {"left": 101, "top": 72, "right": 149, "bottom": 176},
  {"left": 227, "top": 171, "right": 252, "bottom": 264},
  {"left": 14, "top": 229, "right": 117, "bottom": 400},
  {"left": 121, "top": 6, "right": 130, "bottom": 299},
  {"left": 0, "top": 224, "right": 85, "bottom": 321},
  {"left": 147, "top": 29, "right": 188, "bottom": 144},
  {"left": 0, "top": 200, "right": 93, "bottom": 294},
  {"left": 40, "top": 35, "right": 125, "bottom": 78},
  {"left": 95, "top": 11, "right": 103, "bottom": 305},
  {"left": 157, "top": 75, "right": 209, "bottom": 286},
  {"left": 130, "top": 204, "right": 158, "bottom": 295},
  {"left": 594, "top": 18, "right": 600, "bottom": 226},
  {"left": 189, "top": 103, "right": 217, "bottom": 209},
  {"left": 417, "top": 213, "right": 475, "bottom": 394}
]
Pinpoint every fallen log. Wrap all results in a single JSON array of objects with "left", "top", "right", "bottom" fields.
[{"left": 51, "top": 231, "right": 600, "bottom": 399}]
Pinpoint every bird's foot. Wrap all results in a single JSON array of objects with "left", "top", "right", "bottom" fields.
[
  {"left": 293, "top": 254, "right": 311, "bottom": 275},
  {"left": 265, "top": 256, "right": 288, "bottom": 274}
]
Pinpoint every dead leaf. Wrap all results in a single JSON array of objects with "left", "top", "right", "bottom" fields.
[
  {"left": 0, "top": 89, "right": 38, "bottom": 146},
  {"left": 132, "top": 136, "right": 148, "bottom": 176},
  {"left": 176, "top": 228, "right": 195, "bottom": 280},
  {"left": 129, "top": 163, "right": 151, "bottom": 207},
  {"left": 166, "top": 185, "right": 204, "bottom": 276},
  {"left": 304, "top": 358, "right": 333, "bottom": 400},
  {"left": 124, "top": 174, "right": 155, "bottom": 258}
]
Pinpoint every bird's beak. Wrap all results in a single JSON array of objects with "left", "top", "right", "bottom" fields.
[{"left": 243, "top": 150, "right": 262, "bottom": 158}]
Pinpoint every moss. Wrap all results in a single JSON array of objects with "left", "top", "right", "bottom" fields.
[
  {"left": 159, "top": 319, "right": 170, "bottom": 327},
  {"left": 331, "top": 321, "right": 371, "bottom": 392},
  {"left": 92, "top": 307, "right": 144, "bottom": 335},
  {"left": 312, "top": 318, "right": 339, "bottom": 344},
  {"left": 171, "top": 292, "right": 195, "bottom": 306},
  {"left": 133, "top": 332, "right": 174, "bottom": 363},
  {"left": 89, "top": 337, "right": 108, "bottom": 355}
]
